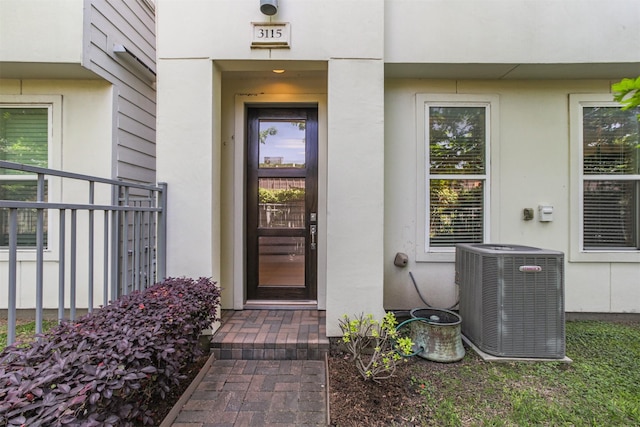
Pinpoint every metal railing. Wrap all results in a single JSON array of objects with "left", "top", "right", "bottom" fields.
[{"left": 1, "top": 161, "right": 166, "bottom": 346}]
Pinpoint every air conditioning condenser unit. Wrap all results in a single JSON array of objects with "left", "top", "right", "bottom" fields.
[{"left": 455, "top": 243, "right": 565, "bottom": 359}]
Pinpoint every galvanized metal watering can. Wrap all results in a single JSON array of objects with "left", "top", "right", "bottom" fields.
[{"left": 396, "top": 308, "right": 465, "bottom": 363}]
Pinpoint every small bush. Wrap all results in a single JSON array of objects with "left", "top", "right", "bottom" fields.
[
  {"left": 0, "top": 277, "right": 220, "bottom": 427},
  {"left": 339, "top": 312, "right": 414, "bottom": 383}
]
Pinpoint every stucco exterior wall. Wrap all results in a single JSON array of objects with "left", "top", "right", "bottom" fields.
[
  {"left": 383, "top": 79, "right": 640, "bottom": 314},
  {"left": 157, "top": 0, "right": 388, "bottom": 335},
  {"left": 157, "top": 0, "right": 639, "bottom": 66},
  {"left": 0, "top": 0, "right": 83, "bottom": 64},
  {"left": 385, "top": 0, "right": 639, "bottom": 64},
  {"left": 156, "top": 59, "right": 218, "bottom": 280},
  {"left": 157, "top": 58, "right": 390, "bottom": 333},
  {"left": 0, "top": 79, "right": 114, "bottom": 309},
  {"left": 325, "top": 59, "right": 386, "bottom": 333},
  {"left": 157, "top": 0, "right": 383, "bottom": 60}
]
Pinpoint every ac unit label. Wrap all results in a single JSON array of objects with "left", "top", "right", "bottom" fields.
[{"left": 519, "top": 265, "right": 542, "bottom": 272}]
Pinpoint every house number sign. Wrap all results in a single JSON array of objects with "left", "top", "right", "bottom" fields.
[{"left": 251, "top": 23, "right": 290, "bottom": 48}]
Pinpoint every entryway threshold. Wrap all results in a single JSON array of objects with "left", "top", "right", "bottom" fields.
[
  {"left": 244, "top": 300, "right": 318, "bottom": 310},
  {"left": 211, "top": 309, "right": 329, "bottom": 361}
]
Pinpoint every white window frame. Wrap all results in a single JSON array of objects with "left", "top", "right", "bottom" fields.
[
  {"left": 0, "top": 95, "right": 62, "bottom": 260},
  {"left": 415, "top": 94, "right": 499, "bottom": 262},
  {"left": 569, "top": 94, "right": 640, "bottom": 263}
]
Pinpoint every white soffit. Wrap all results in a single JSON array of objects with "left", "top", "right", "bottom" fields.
[
  {"left": 0, "top": 62, "right": 100, "bottom": 80},
  {"left": 215, "top": 60, "right": 327, "bottom": 79}
]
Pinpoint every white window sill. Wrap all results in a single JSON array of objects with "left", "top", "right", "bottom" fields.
[{"left": 415, "top": 251, "right": 456, "bottom": 263}]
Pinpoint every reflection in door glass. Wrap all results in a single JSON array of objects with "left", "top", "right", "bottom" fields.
[
  {"left": 259, "top": 237, "right": 305, "bottom": 287},
  {"left": 259, "top": 120, "right": 306, "bottom": 168},
  {"left": 258, "top": 178, "right": 305, "bottom": 228}
]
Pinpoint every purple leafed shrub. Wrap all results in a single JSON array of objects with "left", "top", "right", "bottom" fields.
[{"left": 0, "top": 277, "right": 220, "bottom": 427}]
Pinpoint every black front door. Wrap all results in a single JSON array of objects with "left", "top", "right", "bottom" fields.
[{"left": 246, "top": 107, "right": 318, "bottom": 300}]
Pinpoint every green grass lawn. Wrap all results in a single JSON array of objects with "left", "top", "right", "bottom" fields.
[
  {"left": 408, "top": 320, "right": 640, "bottom": 426},
  {"left": 0, "top": 319, "right": 56, "bottom": 351}
]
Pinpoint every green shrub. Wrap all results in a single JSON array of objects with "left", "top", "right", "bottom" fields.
[{"left": 339, "top": 312, "right": 413, "bottom": 383}]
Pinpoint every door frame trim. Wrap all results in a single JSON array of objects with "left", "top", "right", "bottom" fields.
[{"left": 233, "top": 94, "right": 328, "bottom": 310}]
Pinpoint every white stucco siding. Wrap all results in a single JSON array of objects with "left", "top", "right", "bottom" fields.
[
  {"left": 157, "top": 0, "right": 384, "bottom": 61},
  {"left": 564, "top": 263, "right": 639, "bottom": 313},
  {"left": 0, "top": 0, "right": 84, "bottom": 64},
  {"left": 0, "top": 262, "right": 60, "bottom": 308},
  {"left": 158, "top": 0, "right": 264, "bottom": 60},
  {"left": 610, "top": 264, "right": 640, "bottom": 312},
  {"left": 325, "top": 59, "right": 386, "bottom": 336},
  {"left": 268, "top": 0, "right": 384, "bottom": 61},
  {"left": 156, "top": 59, "right": 218, "bottom": 281},
  {"left": 565, "top": 263, "right": 640, "bottom": 313},
  {"left": 385, "top": 0, "right": 640, "bottom": 65},
  {"left": 383, "top": 79, "right": 639, "bottom": 314},
  {"left": 565, "top": 262, "right": 640, "bottom": 313},
  {"left": 564, "top": 263, "right": 613, "bottom": 313}
]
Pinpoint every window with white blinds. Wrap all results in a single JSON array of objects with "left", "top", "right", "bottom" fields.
[
  {"left": 427, "top": 105, "right": 489, "bottom": 249},
  {"left": 0, "top": 106, "right": 50, "bottom": 247},
  {"left": 581, "top": 106, "right": 639, "bottom": 250}
]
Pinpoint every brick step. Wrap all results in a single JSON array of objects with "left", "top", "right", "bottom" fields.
[{"left": 210, "top": 310, "right": 329, "bottom": 360}]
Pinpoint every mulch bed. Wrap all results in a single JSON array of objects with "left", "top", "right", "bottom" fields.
[{"left": 328, "top": 352, "right": 428, "bottom": 427}]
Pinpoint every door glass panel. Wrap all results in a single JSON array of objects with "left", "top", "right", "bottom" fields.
[
  {"left": 259, "top": 236, "right": 305, "bottom": 287},
  {"left": 259, "top": 120, "right": 306, "bottom": 168},
  {"left": 258, "top": 178, "right": 305, "bottom": 228}
]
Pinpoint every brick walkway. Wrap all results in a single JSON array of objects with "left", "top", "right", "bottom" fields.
[
  {"left": 171, "top": 359, "right": 327, "bottom": 427},
  {"left": 168, "top": 310, "right": 330, "bottom": 426}
]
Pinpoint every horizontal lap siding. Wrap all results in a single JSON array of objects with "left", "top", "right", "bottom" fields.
[
  {"left": 85, "top": 0, "right": 156, "bottom": 184},
  {"left": 119, "top": 145, "right": 156, "bottom": 171}
]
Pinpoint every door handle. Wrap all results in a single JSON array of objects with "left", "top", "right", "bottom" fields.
[{"left": 310, "top": 225, "right": 317, "bottom": 250}]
